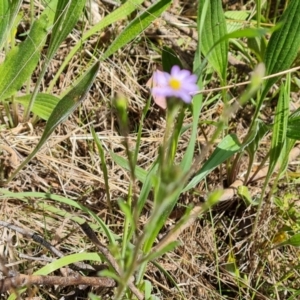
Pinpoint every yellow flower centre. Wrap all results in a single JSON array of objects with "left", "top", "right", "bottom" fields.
[{"left": 169, "top": 78, "right": 181, "bottom": 90}]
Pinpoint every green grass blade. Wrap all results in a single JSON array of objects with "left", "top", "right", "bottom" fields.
[
  {"left": 0, "top": 14, "right": 49, "bottom": 100},
  {"left": 5, "top": 61, "right": 100, "bottom": 184},
  {"left": 263, "top": 0, "right": 300, "bottom": 96},
  {"left": 24, "top": 0, "right": 86, "bottom": 119},
  {"left": 47, "top": 0, "right": 145, "bottom": 91},
  {"left": 15, "top": 93, "right": 60, "bottom": 120},
  {"left": 91, "top": 127, "right": 112, "bottom": 213},
  {"left": 0, "top": 189, "right": 117, "bottom": 244},
  {"left": 198, "top": 0, "right": 228, "bottom": 82},
  {"left": 35, "top": 253, "right": 102, "bottom": 275},
  {"left": 46, "top": 0, "right": 86, "bottom": 60},
  {"left": 102, "top": 0, "right": 172, "bottom": 60},
  {"left": 8, "top": 253, "right": 103, "bottom": 299},
  {"left": 110, "top": 152, "right": 147, "bottom": 182},
  {"left": 183, "top": 134, "right": 241, "bottom": 192},
  {"left": 137, "top": 161, "right": 158, "bottom": 215},
  {"left": 180, "top": 94, "right": 202, "bottom": 172}
]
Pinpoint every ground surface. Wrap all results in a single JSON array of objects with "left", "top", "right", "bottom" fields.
[{"left": 0, "top": 0, "right": 300, "bottom": 299}]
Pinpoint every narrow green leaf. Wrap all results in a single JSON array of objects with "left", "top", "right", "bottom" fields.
[
  {"left": 48, "top": 0, "right": 145, "bottom": 91},
  {"left": 102, "top": 0, "right": 172, "bottom": 60},
  {"left": 142, "top": 241, "right": 179, "bottom": 263},
  {"left": 263, "top": 0, "right": 300, "bottom": 95},
  {"left": 0, "top": 189, "right": 117, "bottom": 245},
  {"left": 137, "top": 162, "right": 158, "bottom": 215},
  {"left": 6, "top": 62, "right": 100, "bottom": 184},
  {"left": 35, "top": 253, "right": 102, "bottom": 275},
  {"left": 162, "top": 46, "right": 183, "bottom": 72},
  {"left": 267, "top": 83, "right": 289, "bottom": 178},
  {"left": 15, "top": 93, "right": 60, "bottom": 120},
  {"left": 183, "top": 134, "right": 241, "bottom": 192},
  {"left": 180, "top": 93, "right": 202, "bottom": 172},
  {"left": 198, "top": 0, "right": 228, "bottom": 82},
  {"left": 110, "top": 152, "right": 147, "bottom": 182},
  {"left": 46, "top": 0, "right": 86, "bottom": 60},
  {"left": 0, "top": 14, "right": 49, "bottom": 100}
]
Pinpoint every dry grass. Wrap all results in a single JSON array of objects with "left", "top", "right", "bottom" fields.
[{"left": 0, "top": 0, "right": 300, "bottom": 299}]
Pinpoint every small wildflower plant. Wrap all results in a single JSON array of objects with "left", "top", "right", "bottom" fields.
[
  {"left": 151, "top": 65, "right": 199, "bottom": 104},
  {"left": 1, "top": 0, "right": 300, "bottom": 300}
]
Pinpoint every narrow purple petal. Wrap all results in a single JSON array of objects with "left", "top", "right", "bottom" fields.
[
  {"left": 153, "top": 70, "right": 169, "bottom": 86},
  {"left": 176, "top": 70, "right": 192, "bottom": 81},
  {"left": 170, "top": 65, "right": 181, "bottom": 76},
  {"left": 176, "top": 91, "right": 192, "bottom": 103},
  {"left": 184, "top": 74, "right": 198, "bottom": 83},
  {"left": 152, "top": 86, "right": 174, "bottom": 97},
  {"left": 183, "top": 82, "right": 199, "bottom": 93}
]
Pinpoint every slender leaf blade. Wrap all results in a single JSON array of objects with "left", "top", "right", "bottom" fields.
[
  {"left": 46, "top": 0, "right": 86, "bottom": 60},
  {"left": 6, "top": 62, "right": 100, "bottom": 183},
  {"left": 183, "top": 134, "right": 241, "bottom": 192},
  {"left": 102, "top": 0, "right": 172, "bottom": 60},
  {"left": 48, "top": 0, "right": 145, "bottom": 91}
]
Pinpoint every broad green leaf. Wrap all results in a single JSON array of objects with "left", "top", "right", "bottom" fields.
[
  {"left": 0, "top": 0, "right": 22, "bottom": 50},
  {"left": 287, "top": 108, "right": 300, "bottom": 140},
  {"left": 0, "top": 0, "right": 10, "bottom": 50},
  {"left": 225, "top": 10, "right": 250, "bottom": 33},
  {"left": 15, "top": 93, "right": 60, "bottom": 120},
  {"left": 0, "top": 14, "right": 49, "bottom": 100},
  {"left": 198, "top": 0, "right": 228, "bottom": 82},
  {"left": 267, "top": 83, "right": 289, "bottom": 178},
  {"left": 195, "top": 23, "right": 268, "bottom": 78},
  {"left": 102, "top": 0, "right": 172, "bottom": 60},
  {"left": 5, "top": 62, "right": 100, "bottom": 184},
  {"left": 286, "top": 118, "right": 300, "bottom": 140},
  {"left": 48, "top": 0, "right": 145, "bottom": 91},
  {"left": 263, "top": 0, "right": 300, "bottom": 96},
  {"left": 183, "top": 134, "right": 241, "bottom": 192}
]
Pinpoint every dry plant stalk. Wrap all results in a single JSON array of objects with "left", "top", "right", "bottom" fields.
[{"left": 0, "top": 274, "right": 115, "bottom": 293}]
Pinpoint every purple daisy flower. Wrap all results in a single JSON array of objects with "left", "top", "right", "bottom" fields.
[{"left": 151, "top": 65, "right": 199, "bottom": 104}]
